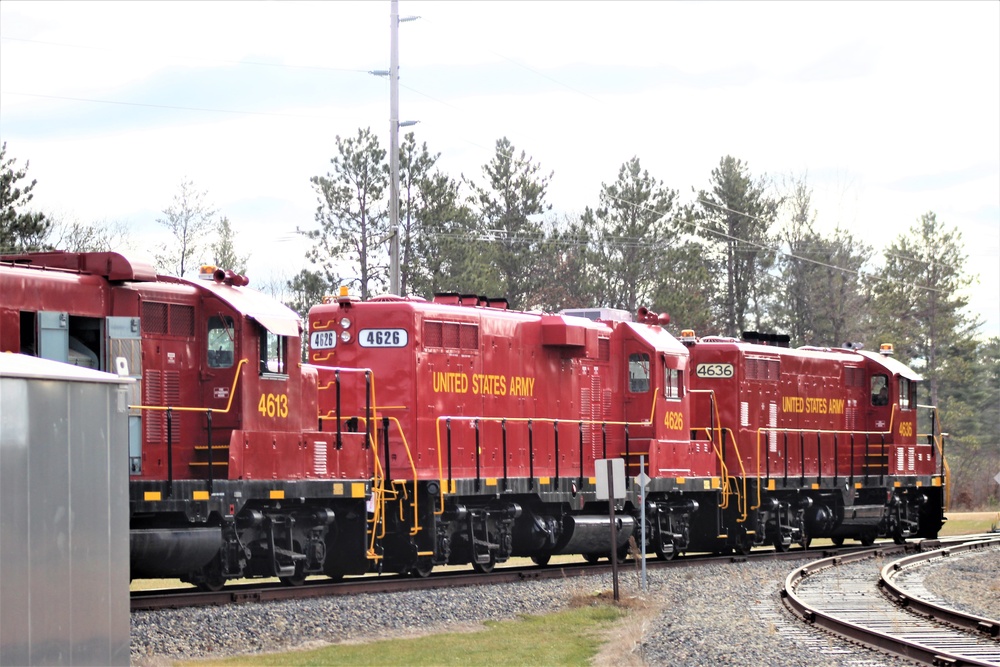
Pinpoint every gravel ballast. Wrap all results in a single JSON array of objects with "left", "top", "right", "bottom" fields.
[{"left": 131, "top": 546, "right": 999, "bottom": 666}]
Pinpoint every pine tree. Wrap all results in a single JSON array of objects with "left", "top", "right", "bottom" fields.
[
  {"left": 468, "top": 137, "right": 552, "bottom": 310},
  {"left": 0, "top": 142, "right": 51, "bottom": 253},
  {"left": 689, "top": 156, "right": 780, "bottom": 336},
  {"left": 305, "top": 128, "right": 388, "bottom": 300},
  {"left": 588, "top": 157, "right": 678, "bottom": 314}
]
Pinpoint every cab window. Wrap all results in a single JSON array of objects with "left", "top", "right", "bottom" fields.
[
  {"left": 871, "top": 374, "right": 889, "bottom": 406},
  {"left": 629, "top": 353, "right": 650, "bottom": 393},
  {"left": 207, "top": 315, "right": 235, "bottom": 368},
  {"left": 898, "top": 377, "right": 913, "bottom": 410},
  {"left": 664, "top": 367, "right": 682, "bottom": 400},
  {"left": 260, "top": 328, "right": 288, "bottom": 377}
]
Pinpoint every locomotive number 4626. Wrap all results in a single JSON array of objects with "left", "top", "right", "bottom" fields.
[{"left": 359, "top": 328, "right": 408, "bottom": 348}]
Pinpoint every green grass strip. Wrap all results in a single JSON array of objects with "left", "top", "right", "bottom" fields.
[{"left": 182, "top": 604, "right": 626, "bottom": 667}]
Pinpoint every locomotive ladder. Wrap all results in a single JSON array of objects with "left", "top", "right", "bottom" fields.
[{"left": 316, "top": 366, "right": 422, "bottom": 565}]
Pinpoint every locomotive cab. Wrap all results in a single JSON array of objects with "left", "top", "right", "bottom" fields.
[{"left": 1, "top": 252, "right": 371, "bottom": 590}]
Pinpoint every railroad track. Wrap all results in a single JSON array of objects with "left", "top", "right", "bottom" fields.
[
  {"left": 132, "top": 543, "right": 864, "bottom": 612},
  {"left": 782, "top": 536, "right": 1000, "bottom": 666}
]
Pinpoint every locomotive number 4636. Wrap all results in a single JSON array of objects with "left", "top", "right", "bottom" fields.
[{"left": 695, "top": 363, "right": 734, "bottom": 379}]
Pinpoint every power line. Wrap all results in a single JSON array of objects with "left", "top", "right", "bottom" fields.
[
  {"left": 0, "top": 35, "right": 372, "bottom": 73},
  {"left": 1, "top": 91, "right": 342, "bottom": 120}
]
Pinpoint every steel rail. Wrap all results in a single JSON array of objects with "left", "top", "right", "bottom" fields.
[
  {"left": 782, "top": 538, "right": 1000, "bottom": 667},
  {"left": 879, "top": 538, "right": 1000, "bottom": 638},
  {"left": 132, "top": 542, "right": 858, "bottom": 612}
]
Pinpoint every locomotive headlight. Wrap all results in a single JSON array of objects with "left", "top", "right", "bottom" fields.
[
  {"left": 340, "top": 317, "right": 352, "bottom": 329},
  {"left": 340, "top": 330, "right": 351, "bottom": 343}
]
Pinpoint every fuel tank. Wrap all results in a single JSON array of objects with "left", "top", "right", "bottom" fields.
[
  {"left": 553, "top": 514, "right": 636, "bottom": 554},
  {"left": 129, "top": 527, "right": 222, "bottom": 578}
]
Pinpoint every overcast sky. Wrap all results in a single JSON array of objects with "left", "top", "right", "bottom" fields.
[{"left": 1, "top": 1, "right": 997, "bottom": 339}]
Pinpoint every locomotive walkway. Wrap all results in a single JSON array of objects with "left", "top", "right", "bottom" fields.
[{"left": 782, "top": 537, "right": 1000, "bottom": 666}]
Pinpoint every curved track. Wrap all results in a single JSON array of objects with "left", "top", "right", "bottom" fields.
[{"left": 782, "top": 537, "right": 1000, "bottom": 666}]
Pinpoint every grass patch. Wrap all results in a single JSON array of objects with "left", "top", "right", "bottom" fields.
[
  {"left": 179, "top": 599, "right": 627, "bottom": 667},
  {"left": 941, "top": 513, "right": 1000, "bottom": 536}
]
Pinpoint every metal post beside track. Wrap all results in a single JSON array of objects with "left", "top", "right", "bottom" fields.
[{"left": 607, "top": 459, "right": 619, "bottom": 602}]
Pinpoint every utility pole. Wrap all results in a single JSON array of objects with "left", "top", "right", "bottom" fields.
[
  {"left": 387, "top": 0, "right": 419, "bottom": 296},
  {"left": 388, "top": 0, "right": 401, "bottom": 295}
]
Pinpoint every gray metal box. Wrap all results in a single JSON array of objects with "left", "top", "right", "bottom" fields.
[{"left": 0, "top": 354, "right": 131, "bottom": 666}]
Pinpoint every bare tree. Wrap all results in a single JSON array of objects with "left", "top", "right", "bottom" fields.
[
  {"left": 48, "top": 216, "right": 133, "bottom": 253},
  {"left": 154, "top": 180, "right": 216, "bottom": 277}
]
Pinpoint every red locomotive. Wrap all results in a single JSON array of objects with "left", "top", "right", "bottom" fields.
[
  {"left": 682, "top": 331, "right": 944, "bottom": 554},
  {"left": 1, "top": 250, "right": 947, "bottom": 586},
  {"left": 0, "top": 251, "right": 371, "bottom": 588},
  {"left": 307, "top": 293, "right": 946, "bottom": 575}
]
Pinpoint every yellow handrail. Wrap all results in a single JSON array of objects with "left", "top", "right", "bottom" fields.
[
  {"left": 313, "top": 365, "right": 421, "bottom": 559},
  {"left": 687, "top": 388, "right": 748, "bottom": 519},
  {"left": 431, "top": 398, "right": 662, "bottom": 515},
  {"left": 129, "top": 358, "right": 248, "bottom": 414},
  {"left": 916, "top": 403, "right": 951, "bottom": 510},
  {"left": 751, "top": 403, "right": 911, "bottom": 511}
]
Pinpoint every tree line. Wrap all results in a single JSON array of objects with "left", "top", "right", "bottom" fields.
[{"left": 1, "top": 136, "right": 996, "bottom": 508}]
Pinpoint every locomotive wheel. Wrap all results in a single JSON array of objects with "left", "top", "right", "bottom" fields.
[
  {"left": 583, "top": 553, "right": 601, "bottom": 564},
  {"left": 195, "top": 557, "right": 227, "bottom": 592},
  {"left": 279, "top": 569, "right": 307, "bottom": 586},
  {"left": 472, "top": 555, "right": 496, "bottom": 574},
  {"left": 410, "top": 560, "right": 434, "bottom": 578},
  {"left": 772, "top": 535, "right": 790, "bottom": 553},
  {"left": 830, "top": 537, "right": 845, "bottom": 547},
  {"left": 892, "top": 530, "right": 907, "bottom": 545},
  {"left": 530, "top": 554, "right": 551, "bottom": 567},
  {"left": 654, "top": 542, "right": 677, "bottom": 561},
  {"left": 197, "top": 574, "right": 226, "bottom": 592},
  {"left": 859, "top": 530, "right": 876, "bottom": 546}
]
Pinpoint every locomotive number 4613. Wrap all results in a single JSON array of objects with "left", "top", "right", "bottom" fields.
[
  {"left": 258, "top": 393, "right": 289, "bottom": 418},
  {"left": 359, "top": 328, "right": 408, "bottom": 348},
  {"left": 695, "top": 363, "right": 734, "bottom": 379}
]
